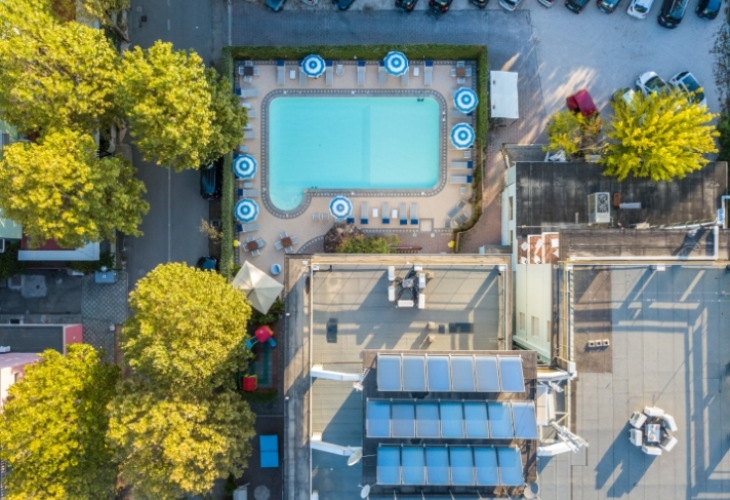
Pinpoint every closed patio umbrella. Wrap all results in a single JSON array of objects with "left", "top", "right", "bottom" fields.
[{"left": 232, "top": 261, "right": 284, "bottom": 314}]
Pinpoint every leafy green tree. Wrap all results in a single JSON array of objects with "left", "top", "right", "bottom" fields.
[
  {"left": 337, "top": 234, "right": 399, "bottom": 253},
  {"left": 108, "top": 382, "right": 255, "bottom": 500},
  {"left": 122, "top": 262, "right": 252, "bottom": 391},
  {"left": 0, "top": 129, "right": 149, "bottom": 248},
  {"left": 544, "top": 109, "right": 603, "bottom": 159},
  {"left": 121, "top": 42, "right": 214, "bottom": 171},
  {"left": 0, "top": 7, "right": 122, "bottom": 134},
  {"left": 0, "top": 345, "right": 120, "bottom": 500},
  {"left": 112, "top": 263, "right": 255, "bottom": 498},
  {"left": 601, "top": 91, "right": 718, "bottom": 181},
  {"left": 202, "top": 68, "right": 247, "bottom": 164},
  {"left": 77, "top": 0, "right": 131, "bottom": 42}
]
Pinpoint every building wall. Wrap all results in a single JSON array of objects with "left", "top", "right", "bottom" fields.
[
  {"left": 502, "top": 169, "right": 517, "bottom": 263},
  {"left": 513, "top": 264, "right": 552, "bottom": 362},
  {"left": 0, "top": 356, "right": 39, "bottom": 408},
  {"left": 63, "top": 324, "right": 83, "bottom": 353}
]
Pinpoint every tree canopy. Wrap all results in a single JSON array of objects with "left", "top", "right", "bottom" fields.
[
  {"left": 544, "top": 109, "right": 603, "bottom": 159},
  {"left": 0, "top": 129, "right": 149, "bottom": 248},
  {"left": 0, "top": 6, "right": 122, "bottom": 134},
  {"left": 121, "top": 42, "right": 215, "bottom": 171},
  {"left": 0, "top": 344, "right": 120, "bottom": 500},
  {"left": 202, "top": 68, "right": 248, "bottom": 165},
  {"left": 600, "top": 91, "right": 718, "bottom": 181},
  {"left": 111, "top": 263, "right": 255, "bottom": 498}
]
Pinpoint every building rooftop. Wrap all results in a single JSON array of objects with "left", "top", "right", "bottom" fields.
[
  {"left": 0, "top": 325, "right": 65, "bottom": 353},
  {"left": 0, "top": 352, "right": 40, "bottom": 370},
  {"left": 539, "top": 262, "right": 730, "bottom": 499},
  {"left": 511, "top": 161, "right": 727, "bottom": 236}
]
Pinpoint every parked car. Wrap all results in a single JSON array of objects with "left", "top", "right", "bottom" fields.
[
  {"left": 196, "top": 257, "right": 218, "bottom": 272},
  {"left": 597, "top": 0, "right": 622, "bottom": 13},
  {"left": 333, "top": 0, "right": 356, "bottom": 9},
  {"left": 199, "top": 158, "right": 222, "bottom": 200},
  {"left": 657, "top": 0, "right": 689, "bottom": 27},
  {"left": 567, "top": 89, "right": 598, "bottom": 116},
  {"left": 565, "top": 0, "right": 590, "bottom": 12},
  {"left": 538, "top": 0, "right": 555, "bottom": 6},
  {"left": 611, "top": 87, "right": 637, "bottom": 107},
  {"left": 266, "top": 0, "right": 287, "bottom": 11},
  {"left": 470, "top": 0, "right": 489, "bottom": 8},
  {"left": 429, "top": 0, "right": 452, "bottom": 14},
  {"left": 396, "top": 0, "right": 418, "bottom": 11},
  {"left": 635, "top": 71, "right": 669, "bottom": 95},
  {"left": 669, "top": 71, "right": 707, "bottom": 106},
  {"left": 499, "top": 0, "right": 524, "bottom": 10},
  {"left": 695, "top": 0, "right": 722, "bottom": 18},
  {"left": 627, "top": 0, "right": 654, "bottom": 18}
]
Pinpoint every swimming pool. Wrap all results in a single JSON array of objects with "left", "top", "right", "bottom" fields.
[{"left": 267, "top": 95, "right": 441, "bottom": 212}]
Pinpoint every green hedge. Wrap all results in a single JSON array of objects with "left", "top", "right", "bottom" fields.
[{"left": 219, "top": 44, "right": 490, "bottom": 264}]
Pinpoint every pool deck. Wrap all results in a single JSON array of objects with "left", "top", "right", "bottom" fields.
[{"left": 233, "top": 59, "right": 477, "bottom": 281}]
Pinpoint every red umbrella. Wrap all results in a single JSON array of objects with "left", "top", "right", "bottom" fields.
[{"left": 255, "top": 325, "right": 273, "bottom": 343}]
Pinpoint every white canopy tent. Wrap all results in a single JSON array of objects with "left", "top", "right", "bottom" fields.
[
  {"left": 489, "top": 71, "right": 519, "bottom": 121},
  {"left": 232, "top": 261, "right": 284, "bottom": 313}
]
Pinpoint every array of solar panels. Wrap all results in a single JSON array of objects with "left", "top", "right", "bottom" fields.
[
  {"left": 376, "top": 445, "right": 523, "bottom": 487},
  {"left": 376, "top": 354, "right": 525, "bottom": 393},
  {"left": 367, "top": 399, "right": 538, "bottom": 440}
]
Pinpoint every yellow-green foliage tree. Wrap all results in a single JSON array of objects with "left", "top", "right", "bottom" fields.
[
  {"left": 0, "top": 130, "right": 149, "bottom": 248},
  {"left": 601, "top": 91, "right": 718, "bottom": 181},
  {"left": 544, "top": 109, "right": 603, "bottom": 159},
  {"left": 121, "top": 42, "right": 215, "bottom": 171},
  {"left": 109, "top": 263, "right": 255, "bottom": 499},
  {"left": 203, "top": 68, "right": 248, "bottom": 165},
  {"left": 0, "top": 345, "right": 120, "bottom": 500},
  {"left": 0, "top": 1, "right": 122, "bottom": 134}
]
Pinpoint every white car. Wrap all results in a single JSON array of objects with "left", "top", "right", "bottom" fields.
[
  {"left": 635, "top": 71, "right": 669, "bottom": 96},
  {"left": 627, "top": 0, "right": 654, "bottom": 18},
  {"left": 669, "top": 71, "right": 707, "bottom": 107}
]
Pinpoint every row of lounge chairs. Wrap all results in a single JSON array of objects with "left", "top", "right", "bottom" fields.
[
  {"left": 358, "top": 202, "right": 419, "bottom": 226},
  {"left": 274, "top": 60, "right": 435, "bottom": 88}
]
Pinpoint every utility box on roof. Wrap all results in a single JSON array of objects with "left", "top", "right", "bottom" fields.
[{"left": 490, "top": 71, "right": 519, "bottom": 123}]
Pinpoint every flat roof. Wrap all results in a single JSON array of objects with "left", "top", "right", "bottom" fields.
[
  {"left": 0, "top": 325, "right": 65, "bottom": 353},
  {"left": 512, "top": 162, "right": 727, "bottom": 235},
  {"left": 539, "top": 263, "right": 730, "bottom": 499},
  {"left": 0, "top": 352, "right": 40, "bottom": 370}
]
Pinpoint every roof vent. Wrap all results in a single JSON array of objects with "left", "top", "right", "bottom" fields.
[
  {"left": 588, "top": 192, "right": 610, "bottom": 224},
  {"left": 0, "top": 346, "right": 11, "bottom": 353}
]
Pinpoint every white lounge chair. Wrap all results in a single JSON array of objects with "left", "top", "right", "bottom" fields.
[
  {"left": 357, "top": 62, "right": 366, "bottom": 86},
  {"left": 401, "top": 71, "right": 409, "bottom": 86},
  {"left": 629, "top": 428, "right": 643, "bottom": 446},
  {"left": 240, "top": 87, "right": 259, "bottom": 98},
  {"left": 247, "top": 109, "right": 256, "bottom": 119},
  {"left": 450, "top": 174, "right": 473, "bottom": 184},
  {"left": 644, "top": 406, "right": 665, "bottom": 418},
  {"left": 398, "top": 202, "right": 408, "bottom": 225},
  {"left": 629, "top": 411, "right": 647, "bottom": 429},
  {"left": 410, "top": 203, "right": 418, "bottom": 225},
  {"left": 660, "top": 414, "right": 678, "bottom": 432},
  {"left": 299, "top": 70, "right": 307, "bottom": 85},
  {"left": 660, "top": 434, "right": 678, "bottom": 452},
  {"left": 277, "top": 64, "right": 286, "bottom": 85},
  {"left": 326, "top": 63, "right": 333, "bottom": 86},
  {"left": 424, "top": 61, "right": 433, "bottom": 85},
  {"left": 451, "top": 160, "right": 473, "bottom": 171},
  {"left": 378, "top": 64, "right": 387, "bottom": 86},
  {"left": 641, "top": 444, "right": 662, "bottom": 456},
  {"left": 360, "top": 201, "right": 369, "bottom": 225},
  {"left": 335, "top": 63, "right": 344, "bottom": 76},
  {"left": 244, "top": 130, "right": 256, "bottom": 140},
  {"left": 382, "top": 202, "right": 390, "bottom": 224}
]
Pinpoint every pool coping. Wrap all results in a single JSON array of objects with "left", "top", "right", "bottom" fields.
[{"left": 260, "top": 88, "right": 450, "bottom": 220}]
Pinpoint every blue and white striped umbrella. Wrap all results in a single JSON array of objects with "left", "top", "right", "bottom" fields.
[
  {"left": 235, "top": 198, "right": 259, "bottom": 223},
  {"left": 301, "top": 54, "right": 326, "bottom": 78},
  {"left": 329, "top": 196, "right": 353, "bottom": 220},
  {"left": 383, "top": 51, "right": 409, "bottom": 76},
  {"left": 233, "top": 154, "right": 257, "bottom": 179},
  {"left": 453, "top": 87, "right": 479, "bottom": 113},
  {"left": 450, "top": 123, "right": 475, "bottom": 150}
]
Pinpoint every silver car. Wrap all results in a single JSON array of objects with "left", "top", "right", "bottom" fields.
[
  {"left": 627, "top": 0, "right": 654, "bottom": 18},
  {"left": 669, "top": 71, "right": 707, "bottom": 107},
  {"left": 635, "top": 71, "right": 669, "bottom": 96}
]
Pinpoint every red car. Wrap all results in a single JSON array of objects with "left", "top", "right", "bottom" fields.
[{"left": 566, "top": 89, "right": 597, "bottom": 117}]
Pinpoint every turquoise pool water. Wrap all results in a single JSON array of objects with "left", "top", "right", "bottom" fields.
[{"left": 268, "top": 96, "right": 440, "bottom": 211}]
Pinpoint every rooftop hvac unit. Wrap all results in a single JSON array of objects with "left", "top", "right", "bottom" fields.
[{"left": 587, "top": 192, "right": 610, "bottom": 224}]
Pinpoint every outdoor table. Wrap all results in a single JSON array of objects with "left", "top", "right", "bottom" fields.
[
  {"left": 280, "top": 236, "right": 293, "bottom": 249},
  {"left": 455, "top": 67, "right": 467, "bottom": 78},
  {"left": 245, "top": 240, "right": 259, "bottom": 252},
  {"left": 645, "top": 423, "right": 661, "bottom": 443},
  {"left": 242, "top": 66, "right": 254, "bottom": 76}
]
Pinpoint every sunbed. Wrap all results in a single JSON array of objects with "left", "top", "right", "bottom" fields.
[
  {"left": 277, "top": 61, "right": 285, "bottom": 85},
  {"left": 401, "top": 70, "right": 409, "bottom": 86},
  {"left": 326, "top": 60, "right": 333, "bottom": 86},
  {"left": 357, "top": 61, "right": 366, "bottom": 86},
  {"left": 299, "top": 70, "right": 307, "bottom": 86},
  {"left": 382, "top": 202, "right": 390, "bottom": 224},
  {"left": 450, "top": 174, "right": 472, "bottom": 184},
  {"left": 447, "top": 200, "right": 467, "bottom": 219},
  {"left": 424, "top": 61, "right": 433, "bottom": 85},
  {"left": 361, "top": 202, "right": 369, "bottom": 225},
  {"left": 378, "top": 62, "right": 387, "bottom": 86},
  {"left": 451, "top": 160, "right": 473, "bottom": 171},
  {"left": 410, "top": 203, "right": 419, "bottom": 225},
  {"left": 240, "top": 87, "right": 259, "bottom": 98},
  {"left": 399, "top": 203, "right": 408, "bottom": 225}
]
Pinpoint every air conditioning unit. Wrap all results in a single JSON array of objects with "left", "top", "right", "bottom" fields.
[{"left": 587, "top": 192, "right": 610, "bottom": 224}]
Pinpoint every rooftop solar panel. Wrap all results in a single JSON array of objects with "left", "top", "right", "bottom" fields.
[
  {"left": 450, "top": 355, "right": 476, "bottom": 391},
  {"left": 450, "top": 447, "right": 475, "bottom": 485},
  {"left": 402, "top": 356, "right": 427, "bottom": 391},
  {"left": 487, "top": 402, "right": 513, "bottom": 439},
  {"left": 497, "top": 447, "right": 524, "bottom": 486},
  {"left": 498, "top": 356, "right": 526, "bottom": 392},
  {"left": 473, "top": 447, "right": 500, "bottom": 486},
  {"left": 512, "top": 402, "right": 539, "bottom": 439},
  {"left": 425, "top": 447, "right": 450, "bottom": 485},
  {"left": 377, "top": 354, "right": 402, "bottom": 391},
  {"left": 415, "top": 401, "right": 440, "bottom": 438},
  {"left": 463, "top": 402, "right": 489, "bottom": 438},
  {"left": 391, "top": 402, "right": 415, "bottom": 438},
  {"left": 440, "top": 401, "right": 465, "bottom": 438},
  {"left": 475, "top": 356, "right": 500, "bottom": 392},
  {"left": 402, "top": 446, "right": 426, "bottom": 485},
  {"left": 377, "top": 446, "right": 401, "bottom": 485},
  {"left": 367, "top": 399, "right": 391, "bottom": 438},
  {"left": 426, "top": 355, "right": 451, "bottom": 391}
]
